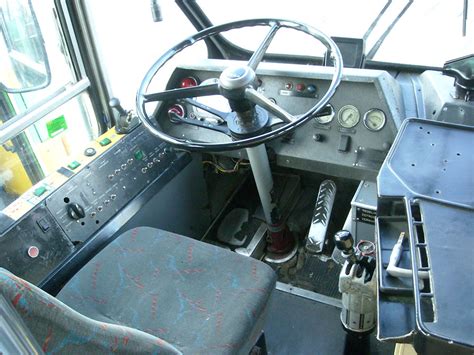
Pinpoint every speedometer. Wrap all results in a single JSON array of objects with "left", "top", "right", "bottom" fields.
[
  {"left": 363, "top": 109, "right": 386, "bottom": 131},
  {"left": 337, "top": 105, "right": 360, "bottom": 128}
]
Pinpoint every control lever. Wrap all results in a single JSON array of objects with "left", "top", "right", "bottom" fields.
[
  {"left": 335, "top": 230, "right": 376, "bottom": 335},
  {"left": 334, "top": 230, "right": 357, "bottom": 263},
  {"left": 109, "top": 97, "right": 127, "bottom": 117},
  {"left": 109, "top": 97, "right": 140, "bottom": 134}
]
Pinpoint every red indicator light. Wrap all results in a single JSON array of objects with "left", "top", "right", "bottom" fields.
[
  {"left": 27, "top": 246, "right": 40, "bottom": 258},
  {"left": 168, "top": 104, "right": 185, "bottom": 118},
  {"left": 296, "top": 83, "right": 305, "bottom": 92},
  {"left": 180, "top": 77, "right": 198, "bottom": 88},
  {"left": 285, "top": 83, "right": 293, "bottom": 90}
]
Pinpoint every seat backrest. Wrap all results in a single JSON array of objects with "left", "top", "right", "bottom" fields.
[{"left": 0, "top": 268, "right": 181, "bottom": 354}]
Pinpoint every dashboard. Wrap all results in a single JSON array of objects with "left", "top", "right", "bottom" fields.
[{"left": 157, "top": 60, "right": 404, "bottom": 180}]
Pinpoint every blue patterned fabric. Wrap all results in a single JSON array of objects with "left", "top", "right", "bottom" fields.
[
  {"left": 0, "top": 267, "right": 181, "bottom": 354},
  {"left": 58, "top": 227, "right": 276, "bottom": 354}
]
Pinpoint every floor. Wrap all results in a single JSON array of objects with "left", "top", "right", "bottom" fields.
[{"left": 264, "top": 290, "right": 395, "bottom": 355}]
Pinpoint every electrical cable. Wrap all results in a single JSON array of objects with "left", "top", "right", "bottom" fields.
[{"left": 202, "top": 158, "right": 249, "bottom": 173}]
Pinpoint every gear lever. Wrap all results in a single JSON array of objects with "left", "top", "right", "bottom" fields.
[
  {"left": 335, "top": 230, "right": 376, "bottom": 335},
  {"left": 109, "top": 97, "right": 140, "bottom": 134}
]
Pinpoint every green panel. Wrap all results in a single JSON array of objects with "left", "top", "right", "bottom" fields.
[{"left": 46, "top": 115, "right": 68, "bottom": 138}]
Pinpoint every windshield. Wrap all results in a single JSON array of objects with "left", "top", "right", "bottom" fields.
[{"left": 198, "top": 0, "right": 473, "bottom": 68}]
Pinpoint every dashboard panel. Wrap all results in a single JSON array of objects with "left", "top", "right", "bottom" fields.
[
  {"left": 45, "top": 126, "right": 178, "bottom": 243},
  {"left": 0, "top": 125, "right": 191, "bottom": 284},
  {"left": 157, "top": 60, "right": 405, "bottom": 180}
]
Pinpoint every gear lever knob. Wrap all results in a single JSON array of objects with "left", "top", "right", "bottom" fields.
[
  {"left": 335, "top": 230, "right": 354, "bottom": 254},
  {"left": 109, "top": 97, "right": 127, "bottom": 117}
]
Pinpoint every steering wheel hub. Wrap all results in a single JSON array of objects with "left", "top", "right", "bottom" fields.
[{"left": 219, "top": 65, "right": 256, "bottom": 91}]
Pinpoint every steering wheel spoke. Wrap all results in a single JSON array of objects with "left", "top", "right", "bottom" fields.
[
  {"left": 179, "top": 98, "right": 227, "bottom": 124},
  {"left": 266, "top": 116, "right": 285, "bottom": 128},
  {"left": 144, "top": 83, "right": 219, "bottom": 102},
  {"left": 247, "top": 23, "right": 280, "bottom": 71},
  {"left": 169, "top": 112, "right": 230, "bottom": 135},
  {"left": 245, "top": 88, "right": 296, "bottom": 123}
]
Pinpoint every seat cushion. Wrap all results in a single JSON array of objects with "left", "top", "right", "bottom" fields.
[
  {"left": 58, "top": 227, "right": 276, "bottom": 354},
  {"left": 0, "top": 268, "right": 180, "bottom": 354}
]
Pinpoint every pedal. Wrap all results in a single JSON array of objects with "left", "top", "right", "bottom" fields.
[
  {"left": 305, "top": 180, "right": 337, "bottom": 254},
  {"left": 217, "top": 208, "right": 249, "bottom": 247},
  {"left": 235, "top": 222, "right": 267, "bottom": 258}
]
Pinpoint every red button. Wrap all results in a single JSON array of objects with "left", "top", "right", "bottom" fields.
[
  {"left": 27, "top": 246, "right": 40, "bottom": 258},
  {"left": 296, "top": 83, "right": 305, "bottom": 92}
]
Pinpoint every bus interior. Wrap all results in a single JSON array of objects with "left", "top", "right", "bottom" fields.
[{"left": 0, "top": 1, "right": 473, "bottom": 354}]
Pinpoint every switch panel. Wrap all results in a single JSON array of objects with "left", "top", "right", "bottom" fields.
[{"left": 46, "top": 126, "right": 183, "bottom": 242}]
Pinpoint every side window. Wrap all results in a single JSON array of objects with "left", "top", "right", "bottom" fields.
[{"left": 0, "top": 0, "right": 98, "bottom": 212}]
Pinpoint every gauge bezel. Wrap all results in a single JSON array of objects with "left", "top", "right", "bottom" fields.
[
  {"left": 314, "top": 104, "right": 335, "bottom": 124},
  {"left": 363, "top": 108, "right": 386, "bottom": 132},
  {"left": 337, "top": 104, "right": 360, "bottom": 128}
]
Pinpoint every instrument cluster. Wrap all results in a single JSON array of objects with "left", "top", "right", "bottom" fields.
[
  {"left": 315, "top": 104, "right": 386, "bottom": 132},
  {"left": 159, "top": 61, "right": 401, "bottom": 180}
]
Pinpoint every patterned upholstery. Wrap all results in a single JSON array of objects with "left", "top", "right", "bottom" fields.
[
  {"left": 57, "top": 227, "right": 277, "bottom": 354},
  {"left": 0, "top": 267, "right": 180, "bottom": 354}
]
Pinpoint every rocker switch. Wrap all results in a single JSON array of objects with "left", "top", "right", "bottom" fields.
[{"left": 338, "top": 135, "right": 351, "bottom": 152}]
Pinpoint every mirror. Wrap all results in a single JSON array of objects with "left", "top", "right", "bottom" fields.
[{"left": 0, "top": 0, "right": 51, "bottom": 93}]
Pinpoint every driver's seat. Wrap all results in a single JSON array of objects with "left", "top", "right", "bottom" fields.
[{"left": 0, "top": 227, "right": 276, "bottom": 354}]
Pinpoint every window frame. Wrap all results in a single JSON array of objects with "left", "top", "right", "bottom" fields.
[{"left": 0, "top": 0, "right": 109, "bottom": 146}]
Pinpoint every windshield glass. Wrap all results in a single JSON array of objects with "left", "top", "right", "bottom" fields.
[{"left": 198, "top": 0, "right": 473, "bottom": 67}]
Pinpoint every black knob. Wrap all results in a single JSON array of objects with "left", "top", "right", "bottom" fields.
[
  {"left": 109, "top": 97, "right": 127, "bottom": 116},
  {"left": 67, "top": 203, "right": 85, "bottom": 220},
  {"left": 335, "top": 230, "right": 354, "bottom": 253},
  {"left": 313, "top": 133, "right": 324, "bottom": 142}
]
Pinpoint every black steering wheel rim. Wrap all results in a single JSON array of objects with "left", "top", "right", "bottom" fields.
[{"left": 136, "top": 18, "right": 343, "bottom": 152}]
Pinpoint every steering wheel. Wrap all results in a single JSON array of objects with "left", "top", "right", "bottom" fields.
[{"left": 136, "top": 18, "right": 343, "bottom": 152}]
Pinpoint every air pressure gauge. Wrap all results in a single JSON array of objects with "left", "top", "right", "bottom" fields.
[
  {"left": 363, "top": 109, "right": 386, "bottom": 131},
  {"left": 338, "top": 105, "right": 360, "bottom": 128}
]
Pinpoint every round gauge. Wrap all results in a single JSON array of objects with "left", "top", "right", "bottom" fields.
[
  {"left": 337, "top": 105, "right": 360, "bottom": 128},
  {"left": 315, "top": 104, "right": 335, "bottom": 124},
  {"left": 363, "top": 109, "right": 386, "bottom": 131}
]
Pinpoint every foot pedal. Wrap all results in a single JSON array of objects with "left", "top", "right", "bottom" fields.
[
  {"left": 217, "top": 208, "right": 249, "bottom": 247},
  {"left": 235, "top": 222, "right": 267, "bottom": 258},
  {"left": 306, "top": 180, "right": 337, "bottom": 254}
]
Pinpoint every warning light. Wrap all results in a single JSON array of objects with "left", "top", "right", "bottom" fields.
[
  {"left": 168, "top": 104, "right": 185, "bottom": 120},
  {"left": 180, "top": 77, "right": 198, "bottom": 88}
]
